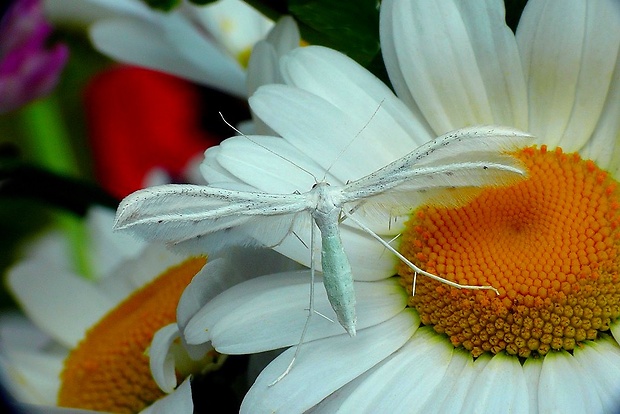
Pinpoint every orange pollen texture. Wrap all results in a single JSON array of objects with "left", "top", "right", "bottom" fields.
[
  {"left": 398, "top": 146, "right": 620, "bottom": 358},
  {"left": 57, "top": 256, "right": 206, "bottom": 413}
]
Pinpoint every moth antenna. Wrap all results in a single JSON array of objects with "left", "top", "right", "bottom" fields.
[
  {"left": 219, "top": 112, "right": 319, "bottom": 184},
  {"left": 323, "top": 98, "right": 386, "bottom": 181},
  {"left": 291, "top": 230, "right": 309, "bottom": 250}
]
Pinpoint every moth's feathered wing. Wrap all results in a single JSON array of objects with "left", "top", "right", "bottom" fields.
[
  {"left": 341, "top": 126, "right": 532, "bottom": 222},
  {"left": 114, "top": 185, "right": 312, "bottom": 253}
]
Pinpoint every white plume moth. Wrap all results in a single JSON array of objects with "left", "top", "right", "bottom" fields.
[{"left": 114, "top": 125, "right": 531, "bottom": 382}]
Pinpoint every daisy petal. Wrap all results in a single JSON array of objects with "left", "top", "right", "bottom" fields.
[
  {"left": 380, "top": 0, "right": 526, "bottom": 134},
  {"left": 8, "top": 262, "right": 114, "bottom": 348},
  {"left": 611, "top": 318, "right": 620, "bottom": 342},
  {"left": 250, "top": 84, "right": 422, "bottom": 181},
  {"left": 461, "top": 352, "right": 528, "bottom": 414},
  {"left": 517, "top": 0, "right": 620, "bottom": 150},
  {"left": 522, "top": 357, "right": 543, "bottom": 414},
  {"left": 280, "top": 46, "right": 433, "bottom": 150},
  {"left": 265, "top": 16, "right": 300, "bottom": 58},
  {"left": 140, "top": 377, "right": 193, "bottom": 414},
  {"left": 184, "top": 273, "right": 407, "bottom": 351},
  {"left": 80, "top": 0, "right": 155, "bottom": 20},
  {"left": 573, "top": 336, "right": 620, "bottom": 411},
  {"left": 581, "top": 43, "right": 620, "bottom": 174},
  {"left": 85, "top": 206, "right": 146, "bottom": 279},
  {"left": 149, "top": 324, "right": 180, "bottom": 393},
  {"left": 177, "top": 248, "right": 300, "bottom": 331},
  {"left": 211, "top": 135, "right": 332, "bottom": 193},
  {"left": 246, "top": 41, "right": 279, "bottom": 98},
  {"left": 90, "top": 17, "right": 245, "bottom": 97},
  {"left": 538, "top": 350, "right": 604, "bottom": 413},
  {"left": 160, "top": 12, "right": 246, "bottom": 97},
  {"left": 1, "top": 349, "right": 64, "bottom": 406},
  {"left": 435, "top": 352, "right": 490, "bottom": 413},
  {"left": 324, "top": 328, "right": 456, "bottom": 412},
  {"left": 240, "top": 309, "right": 418, "bottom": 414}
]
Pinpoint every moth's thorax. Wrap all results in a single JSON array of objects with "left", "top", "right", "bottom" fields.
[{"left": 310, "top": 182, "right": 342, "bottom": 231}]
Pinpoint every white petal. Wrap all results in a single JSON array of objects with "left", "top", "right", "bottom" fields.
[
  {"left": 246, "top": 41, "right": 280, "bottom": 98},
  {"left": 461, "top": 353, "right": 528, "bottom": 414},
  {"left": 611, "top": 318, "right": 620, "bottom": 342},
  {"left": 280, "top": 46, "right": 433, "bottom": 150},
  {"left": 240, "top": 309, "right": 418, "bottom": 414},
  {"left": 98, "top": 244, "right": 187, "bottom": 301},
  {"left": 517, "top": 0, "right": 620, "bottom": 151},
  {"left": 581, "top": 36, "right": 620, "bottom": 175},
  {"left": 265, "top": 16, "right": 300, "bottom": 57},
  {"left": 190, "top": 0, "right": 272, "bottom": 59},
  {"left": 0, "top": 349, "right": 64, "bottom": 406},
  {"left": 184, "top": 272, "right": 407, "bottom": 351},
  {"left": 19, "top": 231, "right": 72, "bottom": 270},
  {"left": 522, "top": 357, "right": 543, "bottom": 414},
  {"left": 213, "top": 135, "right": 333, "bottom": 193},
  {"left": 0, "top": 313, "right": 54, "bottom": 353},
  {"left": 90, "top": 17, "right": 246, "bottom": 97},
  {"left": 85, "top": 206, "right": 146, "bottom": 280},
  {"left": 177, "top": 258, "right": 230, "bottom": 331},
  {"left": 149, "top": 324, "right": 181, "bottom": 393},
  {"left": 177, "top": 248, "right": 300, "bottom": 329},
  {"left": 573, "top": 336, "right": 620, "bottom": 411},
  {"left": 161, "top": 12, "right": 247, "bottom": 96},
  {"left": 250, "top": 84, "right": 425, "bottom": 182},
  {"left": 321, "top": 327, "right": 455, "bottom": 413},
  {"left": 436, "top": 353, "right": 492, "bottom": 413},
  {"left": 140, "top": 377, "right": 193, "bottom": 414},
  {"left": 380, "top": 0, "right": 526, "bottom": 134},
  {"left": 538, "top": 350, "right": 603, "bottom": 413},
  {"left": 78, "top": 0, "right": 154, "bottom": 20},
  {"left": 7, "top": 262, "right": 114, "bottom": 348},
  {"left": 418, "top": 348, "right": 474, "bottom": 413}
]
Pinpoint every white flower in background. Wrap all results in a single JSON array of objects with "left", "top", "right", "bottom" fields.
[
  {"left": 154, "top": 0, "right": 620, "bottom": 412},
  {"left": 75, "top": 0, "right": 278, "bottom": 98},
  {"left": 0, "top": 207, "right": 220, "bottom": 413}
]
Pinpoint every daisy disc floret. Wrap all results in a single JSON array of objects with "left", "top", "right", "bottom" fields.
[{"left": 400, "top": 145, "right": 620, "bottom": 358}]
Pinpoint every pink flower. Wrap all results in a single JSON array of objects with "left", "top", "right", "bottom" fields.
[{"left": 0, "top": 0, "right": 69, "bottom": 113}]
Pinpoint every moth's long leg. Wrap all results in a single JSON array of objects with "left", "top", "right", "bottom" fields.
[
  {"left": 341, "top": 210, "right": 500, "bottom": 295},
  {"left": 269, "top": 221, "right": 320, "bottom": 386}
]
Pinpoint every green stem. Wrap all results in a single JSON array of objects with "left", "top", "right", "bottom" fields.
[{"left": 20, "top": 97, "right": 93, "bottom": 279}]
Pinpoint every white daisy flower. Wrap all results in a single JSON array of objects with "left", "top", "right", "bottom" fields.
[
  {"left": 78, "top": 0, "right": 278, "bottom": 98},
  {"left": 0, "top": 207, "right": 220, "bottom": 413},
  {"left": 165, "top": 0, "right": 620, "bottom": 412}
]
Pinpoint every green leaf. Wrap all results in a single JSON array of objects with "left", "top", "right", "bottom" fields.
[{"left": 288, "top": 0, "right": 380, "bottom": 67}]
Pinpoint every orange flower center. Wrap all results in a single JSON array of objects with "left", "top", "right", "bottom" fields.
[
  {"left": 398, "top": 146, "right": 620, "bottom": 358},
  {"left": 57, "top": 256, "right": 207, "bottom": 413}
]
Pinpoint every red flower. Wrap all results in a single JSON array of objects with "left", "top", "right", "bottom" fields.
[{"left": 85, "top": 66, "right": 222, "bottom": 199}]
